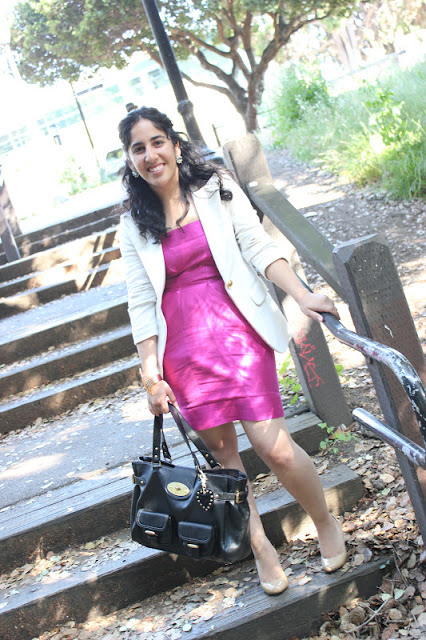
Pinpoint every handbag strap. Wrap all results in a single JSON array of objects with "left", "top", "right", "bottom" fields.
[
  {"left": 152, "top": 414, "right": 172, "bottom": 465},
  {"left": 151, "top": 405, "right": 220, "bottom": 469},
  {"left": 168, "top": 404, "right": 221, "bottom": 469},
  {"left": 152, "top": 414, "right": 172, "bottom": 463}
]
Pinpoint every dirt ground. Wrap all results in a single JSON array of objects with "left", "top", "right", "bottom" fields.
[{"left": 3, "top": 150, "right": 426, "bottom": 640}]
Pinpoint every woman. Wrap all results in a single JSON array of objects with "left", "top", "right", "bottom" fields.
[{"left": 119, "top": 106, "right": 347, "bottom": 595}]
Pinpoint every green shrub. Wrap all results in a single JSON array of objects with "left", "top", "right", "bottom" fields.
[
  {"left": 271, "top": 65, "right": 333, "bottom": 137},
  {"left": 60, "top": 157, "right": 114, "bottom": 196},
  {"left": 365, "top": 86, "right": 407, "bottom": 145},
  {"left": 60, "top": 158, "right": 94, "bottom": 196},
  {"left": 268, "top": 59, "right": 426, "bottom": 199}
]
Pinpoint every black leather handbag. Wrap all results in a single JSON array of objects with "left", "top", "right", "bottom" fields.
[{"left": 130, "top": 404, "right": 251, "bottom": 563}]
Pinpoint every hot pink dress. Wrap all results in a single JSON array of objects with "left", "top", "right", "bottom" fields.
[{"left": 161, "top": 220, "right": 284, "bottom": 431}]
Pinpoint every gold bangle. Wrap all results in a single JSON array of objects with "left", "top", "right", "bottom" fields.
[{"left": 139, "top": 370, "right": 162, "bottom": 396}]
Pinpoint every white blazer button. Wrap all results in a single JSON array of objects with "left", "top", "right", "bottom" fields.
[{"left": 226, "top": 280, "right": 233, "bottom": 288}]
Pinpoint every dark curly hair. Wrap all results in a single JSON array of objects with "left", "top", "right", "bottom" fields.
[{"left": 118, "top": 106, "right": 232, "bottom": 243}]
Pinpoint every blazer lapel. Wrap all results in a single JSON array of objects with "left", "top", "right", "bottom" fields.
[
  {"left": 141, "top": 237, "right": 165, "bottom": 299},
  {"left": 124, "top": 216, "right": 165, "bottom": 298},
  {"left": 192, "top": 180, "right": 229, "bottom": 279}
]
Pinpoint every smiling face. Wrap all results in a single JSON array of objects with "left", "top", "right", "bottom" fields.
[{"left": 126, "top": 118, "right": 181, "bottom": 199}]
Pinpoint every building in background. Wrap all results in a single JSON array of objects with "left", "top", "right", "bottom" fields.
[{"left": 0, "top": 48, "right": 245, "bottom": 224}]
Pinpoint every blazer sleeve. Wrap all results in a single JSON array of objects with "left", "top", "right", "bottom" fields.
[
  {"left": 224, "top": 177, "right": 287, "bottom": 278},
  {"left": 119, "top": 216, "right": 159, "bottom": 345}
]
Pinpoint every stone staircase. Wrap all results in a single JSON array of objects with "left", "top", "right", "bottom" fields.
[{"left": 0, "top": 205, "right": 391, "bottom": 640}]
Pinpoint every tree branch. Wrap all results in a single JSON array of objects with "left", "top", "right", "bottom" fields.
[
  {"left": 139, "top": 42, "right": 163, "bottom": 67},
  {"left": 207, "top": 16, "right": 251, "bottom": 80},
  {"left": 181, "top": 72, "right": 230, "bottom": 96},
  {"left": 241, "top": 11, "right": 255, "bottom": 69},
  {"left": 182, "top": 70, "right": 247, "bottom": 117},
  {"left": 170, "top": 27, "right": 232, "bottom": 58},
  {"left": 225, "top": 0, "right": 241, "bottom": 35}
]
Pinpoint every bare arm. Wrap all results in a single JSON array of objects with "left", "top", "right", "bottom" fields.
[
  {"left": 137, "top": 336, "right": 176, "bottom": 415},
  {"left": 265, "top": 259, "right": 339, "bottom": 323}
]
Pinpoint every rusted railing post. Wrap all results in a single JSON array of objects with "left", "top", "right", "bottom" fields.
[{"left": 334, "top": 235, "right": 426, "bottom": 540}]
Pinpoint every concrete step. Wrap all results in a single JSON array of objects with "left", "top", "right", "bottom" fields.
[
  {"left": 0, "top": 246, "right": 121, "bottom": 298},
  {"left": 0, "top": 463, "right": 369, "bottom": 640},
  {"left": 0, "top": 227, "right": 118, "bottom": 283},
  {"left": 0, "top": 208, "right": 120, "bottom": 264},
  {"left": 0, "top": 326, "right": 133, "bottom": 400},
  {"left": 0, "top": 409, "right": 321, "bottom": 571},
  {"left": 0, "top": 258, "right": 124, "bottom": 318},
  {"left": 0, "top": 284, "right": 128, "bottom": 365},
  {"left": 0, "top": 355, "right": 140, "bottom": 434}
]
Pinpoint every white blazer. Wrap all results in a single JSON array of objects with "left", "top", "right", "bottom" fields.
[{"left": 119, "top": 175, "right": 289, "bottom": 373}]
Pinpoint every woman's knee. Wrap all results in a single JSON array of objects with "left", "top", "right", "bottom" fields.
[
  {"left": 261, "top": 441, "right": 297, "bottom": 471},
  {"left": 198, "top": 423, "right": 239, "bottom": 465},
  {"left": 243, "top": 418, "right": 298, "bottom": 470}
]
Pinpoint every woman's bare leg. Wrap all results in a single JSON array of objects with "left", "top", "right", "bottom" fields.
[
  {"left": 241, "top": 416, "right": 346, "bottom": 561},
  {"left": 198, "top": 423, "right": 287, "bottom": 590}
]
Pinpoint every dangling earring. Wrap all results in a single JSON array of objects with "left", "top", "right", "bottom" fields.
[
  {"left": 132, "top": 170, "right": 139, "bottom": 178},
  {"left": 176, "top": 155, "right": 183, "bottom": 165}
]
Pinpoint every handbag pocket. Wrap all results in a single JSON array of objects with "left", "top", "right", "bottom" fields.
[
  {"left": 134, "top": 510, "right": 173, "bottom": 547},
  {"left": 178, "top": 521, "right": 215, "bottom": 558}
]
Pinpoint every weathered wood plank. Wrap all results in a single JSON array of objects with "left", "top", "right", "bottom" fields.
[
  {"left": 181, "top": 558, "right": 392, "bottom": 640},
  {"left": 0, "top": 412, "right": 324, "bottom": 571},
  {"left": 0, "top": 358, "right": 140, "bottom": 434},
  {"left": 0, "top": 466, "right": 365, "bottom": 640},
  {"left": 0, "top": 326, "right": 134, "bottom": 400}
]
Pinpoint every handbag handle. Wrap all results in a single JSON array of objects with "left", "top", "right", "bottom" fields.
[
  {"left": 169, "top": 404, "right": 221, "bottom": 468},
  {"left": 152, "top": 404, "right": 220, "bottom": 469}
]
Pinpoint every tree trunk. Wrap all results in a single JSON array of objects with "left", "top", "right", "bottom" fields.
[
  {"left": 332, "top": 22, "right": 363, "bottom": 71},
  {"left": 244, "top": 75, "right": 265, "bottom": 132},
  {"left": 245, "top": 102, "right": 258, "bottom": 132}
]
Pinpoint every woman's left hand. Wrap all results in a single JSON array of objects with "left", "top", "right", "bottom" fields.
[{"left": 296, "top": 290, "right": 340, "bottom": 323}]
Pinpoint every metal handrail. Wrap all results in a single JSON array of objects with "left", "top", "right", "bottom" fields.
[{"left": 321, "top": 311, "right": 426, "bottom": 469}]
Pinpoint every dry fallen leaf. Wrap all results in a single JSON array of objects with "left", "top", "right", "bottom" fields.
[{"left": 387, "top": 608, "right": 403, "bottom": 621}]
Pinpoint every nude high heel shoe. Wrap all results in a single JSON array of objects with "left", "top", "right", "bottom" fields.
[
  {"left": 255, "top": 560, "right": 289, "bottom": 595},
  {"left": 320, "top": 515, "right": 347, "bottom": 573}
]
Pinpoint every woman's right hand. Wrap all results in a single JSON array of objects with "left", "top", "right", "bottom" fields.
[{"left": 147, "top": 380, "right": 177, "bottom": 416}]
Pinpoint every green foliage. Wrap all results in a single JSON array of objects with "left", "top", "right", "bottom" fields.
[
  {"left": 60, "top": 159, "right": 91, "bottom": 196},
  {"left": 277, "top": 357, "right": 358, "bottom": 453},
  {"left": 318, "top": 421, "right": 357, "bottom": 455},
  {"left": 10, "top": 0, "right": 355, "bottom": 130},
  {"left": 318, "top": 362, "right": 357, "bottom": 454},
  {"left": 270, "top": 60, "right": 426, "bottom": 199},
  {"left": 278, "top": 354, "right": 302, "bottom": 406},
  {"left": 60, "top": 157, "right": 109, "bottom": 196},
  {"left": 271, "top": 65, "right": 333, "bottom": 134},
  {"left": 365, "top": 86, "right": 407, "bottom": 145}
]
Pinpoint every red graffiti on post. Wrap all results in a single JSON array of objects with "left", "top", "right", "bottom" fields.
[{"left": 294, "top": 330, "right": 324, "bottom": 388}]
